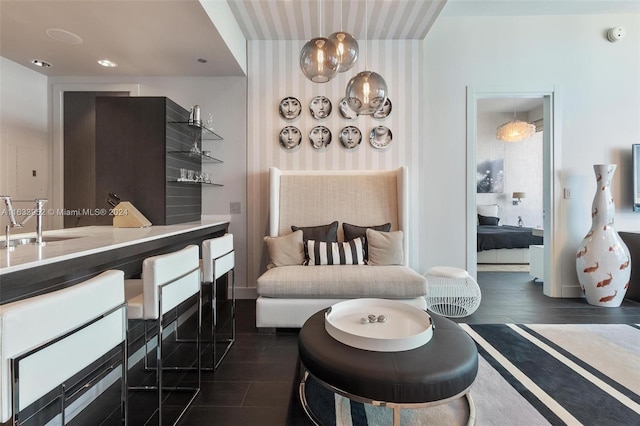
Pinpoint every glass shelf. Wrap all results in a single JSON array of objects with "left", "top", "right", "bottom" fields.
[
  {"left": 169, "top": 180, "right": 223, "bottom": 187},
  {"left": 168, "top": 121, "right": 223, "bottom": 140},
  {"left": 167, "top": 151, "right": 223, "bottom": 163}
]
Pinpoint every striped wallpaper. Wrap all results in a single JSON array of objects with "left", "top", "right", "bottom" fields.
[
  {"left": 228, "top": 0, "right": 445, "bottom": 40},
  {"left": 246, "top": 39, "right": 425, "bottom": 287}
]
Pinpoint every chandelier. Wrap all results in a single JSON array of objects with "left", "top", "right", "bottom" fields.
[
  {"left": 496, "top": 120, "right": 536, "bottom": 142},
  {"left": 345, "top": 0, "right": 388, "bottom": 115},
  {"left": 496, "top": 100, "right": 535, "bottom": 142}
]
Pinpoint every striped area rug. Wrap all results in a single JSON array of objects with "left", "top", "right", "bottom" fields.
[{"left": 300, "top": 324, "right": 640, "bottom": 426}]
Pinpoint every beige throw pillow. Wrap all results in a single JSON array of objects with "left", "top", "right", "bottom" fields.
[
  {"left": 366, "top": 229, "right": 404, "bottom": 266},
  {"left": 264, "top": 230, "right": 305, "bottom": 268}
]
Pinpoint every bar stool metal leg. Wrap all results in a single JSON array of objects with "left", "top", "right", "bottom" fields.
[{"left": 125, "top": 245, "right": 201, "bottom": 426}]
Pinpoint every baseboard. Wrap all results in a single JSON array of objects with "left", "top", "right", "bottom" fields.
[
  {"left": 562, "top": 285, "right": 585, "bottom": 298},
  {"left": 236, "top": 286, "right": 257, "bottom": 299}
]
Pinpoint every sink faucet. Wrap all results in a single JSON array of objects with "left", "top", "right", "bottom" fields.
[{"left": 1, "top": 196, "right": 48, "bottom": 248}]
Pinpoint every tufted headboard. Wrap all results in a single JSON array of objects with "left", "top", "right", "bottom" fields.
[{"left": 269, "top": 167, "right": 409, "bottom": 265}]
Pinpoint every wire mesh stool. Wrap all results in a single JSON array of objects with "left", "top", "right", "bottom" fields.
[{"left": 425, "top": 266, "right": 481, "bottom": 318}]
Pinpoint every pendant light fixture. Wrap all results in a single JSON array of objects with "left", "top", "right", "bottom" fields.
[
  {"left": 328, "top": 0, "right": 358, "bottom": 73},
  {"left": 496, "top": 100, "right": 536, "bottom": 142},
  {"left": 345, "top": 0, "right": 387, "bottom": 115},
  {"left": 300, "top": 0, "right": 338, "bottom": 83}
]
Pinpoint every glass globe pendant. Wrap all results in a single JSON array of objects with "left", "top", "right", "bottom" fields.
[
  {"left": 328, "top": 0, "right": 358, "bottom": 73},
  {"left": 300, "top": 37, "right": 339, "bottom": 83},
  {"left": 345, "top": 71, "right": 387, "bottom": 115},
  {"left": 328, "top": 31, "right": 358, "bottom": 73},
  {"left": 344, "top": 0, "right": 387, "bottom": 115}
]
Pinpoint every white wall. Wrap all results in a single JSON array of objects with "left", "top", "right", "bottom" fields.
[
  {"left": 424, "top": 14, "right": 640, "bottom": 293},
  {"left": 0, "top": 57, "right": 49, "bottom": 233},
  {"left": 246, "top": 40, "right": 426, "bottom": 289}
]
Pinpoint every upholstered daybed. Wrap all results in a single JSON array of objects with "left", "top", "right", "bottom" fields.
[{"left": 256, "top": 167, "right": 427, "bottom": 328}]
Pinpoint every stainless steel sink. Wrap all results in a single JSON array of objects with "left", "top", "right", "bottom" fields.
[{"left": 0, "top": 235, "right": 83, "bottom": 249}]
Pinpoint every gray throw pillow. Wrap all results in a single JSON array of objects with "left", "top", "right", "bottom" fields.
[
  {"left": 342, "top": 222, "right": 392, "bottom": 240},
  {"left": 291, "top": 221, "right": 339, "bottom": 242},
  {"left": 366, "top": 229, "right": 404, "bottom": 266},
  {"left": 343, "top": 222, "right": 392, "bottom": 260},
  {"left": 264, "top": 230, "right": 305, "bottom": 268}
]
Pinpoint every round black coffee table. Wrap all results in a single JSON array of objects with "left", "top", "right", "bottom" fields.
[{"left": 298, "top": 309, "right": 478, "bottom": 426}]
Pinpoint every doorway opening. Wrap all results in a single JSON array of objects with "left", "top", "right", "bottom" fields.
[{"left": 466, "top": 86, "right": 561, "bottom": 297}]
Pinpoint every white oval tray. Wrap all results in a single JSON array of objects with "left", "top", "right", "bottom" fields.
[{"left": 324, "top": 299, "right": 433, "bottom": 352}]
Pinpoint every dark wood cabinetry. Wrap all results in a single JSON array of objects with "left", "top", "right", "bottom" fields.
[
  {"left": 63, "top": 91, "right": 128, "bottom": 228},
  {"left": 65, "top": 96, "right": 215, "bottom": 226},
  {"left": 64, "top": 96, "right": 223, "bottom": 226}
]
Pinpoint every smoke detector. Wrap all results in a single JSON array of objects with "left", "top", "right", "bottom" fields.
[{"left": 607, "top": 27, "right": 626, "bottom": 42}]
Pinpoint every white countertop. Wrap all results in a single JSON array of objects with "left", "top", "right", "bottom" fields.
[{"left": 0, "top": 218, "right": 229, "bottom": 275}]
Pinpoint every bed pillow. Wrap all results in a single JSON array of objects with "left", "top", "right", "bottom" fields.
[
  {"left": 366, "top": 229, "right": 404, "bottom": 266},
  {"left": 291, "top": 221, "right": 339, "bottom": 242},
  {"left": 477, "top": 204, "right": 499, "bottom": 218},
  {"left": 306, "top": 237, "right": 365, "bottom": 265},
  {"left": 264, "top": 230, "right": 305, "bottom": 268},
  {"left": 478, "top": 214, "right": 500, "bottom": 226}
]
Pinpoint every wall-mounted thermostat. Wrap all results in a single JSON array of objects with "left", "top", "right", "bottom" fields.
[{"left": 607, "top": 27, "right": 626, "bottom": 42}]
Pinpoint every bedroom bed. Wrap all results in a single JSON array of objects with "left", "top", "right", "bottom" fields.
[{"left": 476, "top": 204, "right": 543, "bottom": 264}]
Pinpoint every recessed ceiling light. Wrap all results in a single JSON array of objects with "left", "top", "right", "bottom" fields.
[
  {"left": 46, "top": 28, "right": 83, "bottom": 44},
  {"left": 98, "top": 59, "right": 118, "bottom": 68},
  {"left": 31, "top": 59, "right": 52, "bottom": 68}
]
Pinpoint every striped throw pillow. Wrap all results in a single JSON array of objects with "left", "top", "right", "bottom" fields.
[{"left": 306, "top": 238, "right": 365, "bottom": 265}]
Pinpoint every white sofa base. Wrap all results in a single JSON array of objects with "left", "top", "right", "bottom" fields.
[{"left": 256, "top": 296, "right": 427, "bottom": 329}]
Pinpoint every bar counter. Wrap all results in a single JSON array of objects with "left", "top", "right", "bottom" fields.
[{"left": 0, "top": 218, "right": 229, "bottom": 304}]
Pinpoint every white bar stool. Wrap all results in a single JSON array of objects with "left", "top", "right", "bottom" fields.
[
  {"left": 0, "top": 270, "right": 127, "bottom": 425},
  {"left": 124, "top": 245, "right": 201, "bottom": 426},
  {"left": 201, "top": 233, "right": 235, "bottom": 370}
]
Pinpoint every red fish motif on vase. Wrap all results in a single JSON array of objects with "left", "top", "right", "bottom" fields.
[
  {"left": 576, "top": 246, "right": 588, "bottom": 258},
  {"left": 596, "top": 273, "right": 613, "bottom": 287},
  {"left": 583, "top": 261, "right": 599, "bottom": 273},
  {"left": 599, "top": 290, "right": 618, "bottom": 303},
  {"left": 576, "top": 164, "right": 631, "bottom": 307}
]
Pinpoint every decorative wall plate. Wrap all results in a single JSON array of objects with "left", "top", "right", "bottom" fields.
[
  {"left": 369, "top": 126, "right": 392, "bottom": 149},
  {"left": 279, "top": 126, "right": 302, "bottom": 149},
  {"left": 339, "top": 126, "right": 362, "bottom": 149},
  {"left": 279, "top": 97, "right": 301, "bottom": 120},
  {"left": 373, "top": 98, "right": 392, "bottom": 119},
  {"left": 309, "top": 126, "right": 332, "bottom": 149},
  {"left": 338, "top": 97, "right": 357, "bottom": 120},
  {"left": 309, "top": 96, "right": 332, "bottom": 119}
]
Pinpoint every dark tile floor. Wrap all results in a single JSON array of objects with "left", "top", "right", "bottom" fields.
[{"left": 109, "top": 271, "right": 640, "bottom": 425}]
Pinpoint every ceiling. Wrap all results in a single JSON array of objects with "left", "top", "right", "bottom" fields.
[
  {"left": 0, "top": 0, "right": 244, "bottom": 77},
  {"left": 0, "top": 0, "right": 637, "bottom": 77},
  {"left": 227, "top": 0, "right": 446, "bottom": 40}
]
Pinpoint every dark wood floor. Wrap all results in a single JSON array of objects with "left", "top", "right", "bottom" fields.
[{"left": 103, "top": 271, "right": 640, "bottom": 425}]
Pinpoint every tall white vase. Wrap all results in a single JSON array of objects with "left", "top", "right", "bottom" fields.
[{"left": 576, "top": 164, "right": 631, "bottom": 307}]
